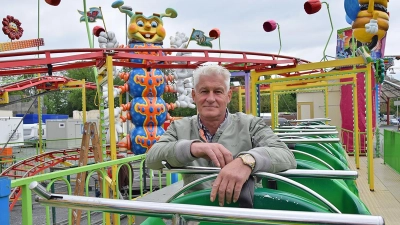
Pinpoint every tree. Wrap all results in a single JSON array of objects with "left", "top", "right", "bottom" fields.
[
  {"left": 44, "top": 67, "right": 126, "bottom": 116},
  {"left": 44, "top": 90, "right": 70, "bottom": 114}
]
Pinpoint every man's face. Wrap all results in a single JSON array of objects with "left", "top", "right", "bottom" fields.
[{"left": 192, "top": 74, "right": 232, "bottom": 121}]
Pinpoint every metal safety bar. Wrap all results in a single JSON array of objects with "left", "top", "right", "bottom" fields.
[
  {"left": 274, "top": 128, "right": 337, "bottom": 132},
  {"left": 290, "top": 150, "right": 335, "bottom": 170},
  {"left": 162, "top": 163, "right": 357, "bottom": 213},
  {"left": 276, "top": 131, "right": 338, "bottom": 136},
  {"left": 280, "top": 138, "right": 340, "bottom": 143},
  {"left": 289, "top": 118, "right": 332, "bottom": 122},
  {"left": 163, "top": 173, "right": 342, "bottom": 214},
  {"left": 161, "top": 162, "right": 357, "bottom": 179},
  {"left": 30, "top": 182, "right": 384, "bottom": 225},
  {"left": 280, "top": 125, "right": 337, "bottom": 129}
]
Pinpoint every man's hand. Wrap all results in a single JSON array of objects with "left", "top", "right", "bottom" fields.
[
  {"left": 210, "top": 158, "right": 252, "bottom": 206},
  {"left": 190, "top": 143, "right": 233, "bottom": 168}
]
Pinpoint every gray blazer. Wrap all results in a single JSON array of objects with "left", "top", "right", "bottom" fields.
[{"left": 146, "top": 112, "right": 297, "bottom": 191}]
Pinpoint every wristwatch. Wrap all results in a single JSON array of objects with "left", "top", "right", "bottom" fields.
[{"left": 238, "top": 154, "right": 256, "bottom": 171}]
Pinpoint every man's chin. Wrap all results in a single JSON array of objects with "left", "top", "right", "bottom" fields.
[{"left": 200, "top": 110, "right": 222, "bottom": 119}]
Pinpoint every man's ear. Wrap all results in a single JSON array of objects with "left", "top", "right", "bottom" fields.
[
  {"left": 227, "top": 89, "right": 232, "bottom": 103},
  {"left": 192, "top": 89, "right": 196, "bottom": 99}
]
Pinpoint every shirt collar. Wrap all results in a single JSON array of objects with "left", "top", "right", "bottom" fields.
[{"left": 198, "top": 109, "right": 229, "bottom": 142}]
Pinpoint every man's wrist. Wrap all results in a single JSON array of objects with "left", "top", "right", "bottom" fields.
[
  {"left": 238, "top": 154, "right": 256, "bottom": 171},
  {"left": 190, "top": 141, "right": 201, "bottom": 158},
  {"left": 190, "top": 149, "right": 197, "bottom": 158}
]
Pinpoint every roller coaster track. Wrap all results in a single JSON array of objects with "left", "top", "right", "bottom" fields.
[
  {"left": 1, "top": 148, "right": 100, "bottom": 211},
  {"left": 0, "top": 48, "right": 314, "bottom": 77},
  {"left": 0, "top": 76, "right": 97, "bottom": 95}
]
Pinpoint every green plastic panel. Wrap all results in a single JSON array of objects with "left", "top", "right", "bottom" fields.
[
  {"left": 384, "top": 130, "right": 400, "bottom": 173},
  {"left": 141, "top": 188, "right": 330, "bottom": 225}
]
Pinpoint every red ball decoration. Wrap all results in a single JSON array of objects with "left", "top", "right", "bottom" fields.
[
  {"left": 304, "top": 0, "right": 322, "bottom": 14},
  {"left": 209, "top": 28, "right": 220, "bottom": 39},
  {"left": 45, "top": 0, "right": 61, "bottom": 6},
  {"left": 263, "top": 20, "right": 277, "bottom": 32}
]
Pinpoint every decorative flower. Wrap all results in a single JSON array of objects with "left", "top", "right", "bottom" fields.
[
  {"left": 45, "top": 0, "right": 61, "bottom": 6},
  {"left": 209, "top": 28, "right": 220, "bottom": 39},
  {"left": 263, "top": 20, "right": 277, "bottom": 32},
  {"left": 304, "top": 0, "right": 322, "bottom": 14},
  {"left": 2, "top": 15, "right": 24, "bottom": 40}
]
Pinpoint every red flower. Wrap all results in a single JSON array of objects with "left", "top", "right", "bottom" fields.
[
  {"left": 45, "top": 0, "right": 61, "bottom": 6},
  {"left": 263, "top": 20, "right": 277, "bottom": 32},
  {"left": 209, "top": 28, "right": 220, "bottom": 39},
  {"left": 304, "top": 0, "right": 322, "bottom": 14},
  {"left": 2, "top": 15, "right": 24, "bottom": 40}
]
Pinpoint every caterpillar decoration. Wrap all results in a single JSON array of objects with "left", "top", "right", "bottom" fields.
[{"left": 107, "top": 0, "right": 177, "bottom": 155}]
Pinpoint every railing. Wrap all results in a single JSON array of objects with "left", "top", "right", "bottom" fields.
[
  {"left": 7, "top": 146, "right": 385, "bottom": 224},
  {"left": 32, "top": 189, "right": 385, "bottom": 225},
  {"left": 340, "top": 128, "right": 366, "bottom": 154},
  {"left": 27, "top": 164, "right": 387, "bottom": 225},
  {"left": 9, "top": 154, "right": 163, "bottom": 225}
]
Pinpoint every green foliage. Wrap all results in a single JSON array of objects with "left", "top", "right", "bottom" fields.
[
  {"left": 162, "top": 92, "right": 197, "bottom": 117},
  {"left": 44, "top": 67, "right": 126, "bottom": 116},
  {"left": 229, "top": 92, "right": 296, "bottom": 114},
  {"left": 44, "top": 90, "right": 70, "bottom": 114}
]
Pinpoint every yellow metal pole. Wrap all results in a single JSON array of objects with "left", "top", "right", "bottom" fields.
[
  {"left": 106, "top": 55, "right": 119, "bottom": 223},
  {"left": 366, "top": 63, "right": 374, "bottom": 191},
  {"left": 238, "top": 86, "right": 243, "bottom": 113},
  {"left": 275, "top": 93, "right": 279, "bottom": 126},
  {"left": 353, "top": 76, "right": 360, "bottom": 169},
  {"left": 250, "top": 72, "right": 257, "bottom": 116},
  {"left": 324, "top": 87, "right": 329, "bottom": 120},
  {"left": 270, "top": 85, "right": 275, "bottom": 129},
  {"left": 95, "top": 69, "right": 111, "bottom": 224},
  {"left": 82, "top": 79, "right": 87, "bottom": 123}
]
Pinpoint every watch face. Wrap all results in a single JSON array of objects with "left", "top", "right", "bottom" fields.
[
  {"left": 241, "top": 154, "right": 255, "bottom": 169},
  {"left": 245, "top": 154, "right": 255, "bottom": 164}
]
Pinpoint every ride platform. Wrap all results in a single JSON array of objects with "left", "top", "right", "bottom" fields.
[{"left": 348, "top": 156, "right": 400, "bottom": 225}]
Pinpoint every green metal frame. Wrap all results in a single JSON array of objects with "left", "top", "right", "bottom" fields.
[{"left": 11, "top": 155, "right": 146, "bottom": 225}]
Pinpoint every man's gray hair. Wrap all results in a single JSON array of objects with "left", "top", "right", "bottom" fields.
[{"left": 192, "top": 64, "right": 231, "bottom": 90}]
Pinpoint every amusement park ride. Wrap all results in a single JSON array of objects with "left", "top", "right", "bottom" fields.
[{"left": 0, "top": 0, "right": 399, "bottom": 224}]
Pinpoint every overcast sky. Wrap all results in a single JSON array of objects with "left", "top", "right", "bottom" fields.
[{"left": 1, "top": 0, "right": 399, "bottom": 79}]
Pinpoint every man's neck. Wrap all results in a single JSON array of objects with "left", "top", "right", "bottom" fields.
[{"left": 200, "top": 115, "right": 226, "bottom": 135}]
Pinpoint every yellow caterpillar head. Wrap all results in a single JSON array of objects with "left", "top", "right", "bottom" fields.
[{"left": 112, "top": 1, "right": 177, "bottom": 43}]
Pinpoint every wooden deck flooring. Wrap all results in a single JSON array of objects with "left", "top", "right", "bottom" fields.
[{"left": 348, "top": 156, "right": 400, "bottom": 225}]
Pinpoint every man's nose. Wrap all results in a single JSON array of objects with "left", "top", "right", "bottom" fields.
[{"left": 206, "top": 92, "right": 216, "bottom": 102}]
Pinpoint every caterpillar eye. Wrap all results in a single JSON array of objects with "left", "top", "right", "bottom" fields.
[
  {"left": 137, "top": 20, "right": 144, "bottom": 27},
  {"left": 151, "top": 21, "right": 158, "bottom": 28}
]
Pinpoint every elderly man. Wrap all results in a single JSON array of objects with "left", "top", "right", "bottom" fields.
[{"left": 146, "top": 64, "right": 296, "bottom": 207}]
